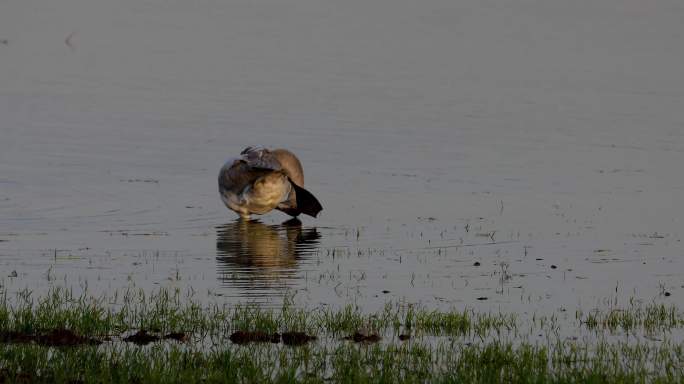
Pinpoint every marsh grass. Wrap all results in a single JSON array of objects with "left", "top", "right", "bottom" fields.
[
  {"left": 2, "top": 338, "right": 683, "bottom": 383},
  {"left": 578, "top": 302, "right": 684, "bottom": 334},
  {"left": 1, "top": 287, "right": 683, "bottom": 383}
]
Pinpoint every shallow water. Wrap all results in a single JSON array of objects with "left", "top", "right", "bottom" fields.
[{"left": 1, "top": 0, "right": 684, "bottom": 316}]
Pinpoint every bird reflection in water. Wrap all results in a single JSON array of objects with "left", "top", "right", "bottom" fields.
[{"left": 215, "top": 218, "right": 320, "bottom": 290}]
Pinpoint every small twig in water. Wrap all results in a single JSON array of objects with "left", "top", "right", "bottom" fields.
[{"left": 65, "top": 32, "right": 75, "bottom": 50}]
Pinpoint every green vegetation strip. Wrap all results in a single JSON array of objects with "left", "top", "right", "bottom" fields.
[
  {"left": 1, "top": 340, "right": 683, "bottom": 383},
  {"left": 0, "top": 288, "right": 523, "bottom": 338},
  {"left": 0, "top": 287, "right": 683, "bottom": 383}
]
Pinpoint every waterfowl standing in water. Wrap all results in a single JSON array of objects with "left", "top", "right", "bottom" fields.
[{"left": 218, "top": 147, "right": 323, "bottom": 219}]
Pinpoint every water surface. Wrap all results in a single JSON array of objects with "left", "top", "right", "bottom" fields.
[{"left": 1, "top": 0, "right": 684, "bottom": 315}]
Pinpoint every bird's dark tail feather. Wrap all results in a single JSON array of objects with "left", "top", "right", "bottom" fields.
[{"left": 291, "top": 183, "right": 323, "bottom": 218}]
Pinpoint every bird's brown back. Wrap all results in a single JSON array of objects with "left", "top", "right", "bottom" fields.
[{"left": 272, "top": 149, "right": 304, "bottom": 187}]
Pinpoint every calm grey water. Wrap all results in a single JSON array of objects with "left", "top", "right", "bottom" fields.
[{"left": 1, "top": 0, "right": 684, "bottom": 314}]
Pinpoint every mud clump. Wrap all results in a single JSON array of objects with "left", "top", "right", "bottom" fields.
[
  {"left": 164, "top": 332, "right": 189, "bottom": 342},
  {"left": 343, "top": 332, "right": 381, "bottom": 343},
  {"left": 1, "top": 329, "right": 100, "bottom": 346},
  {"left": 281, "top": 332, "right": 317, "bottom": 346},
  {"left": 229, "top": 331, "right": 280, "bottom": 345},
  {"left": 123, "top": 330, "right": 161, "bottom": 345},
  {"left": 36, "top": 329, "right": 101, "bottom": 347},
  {"left": 0, "top": 331, "right": 34, "bottom": 344}
]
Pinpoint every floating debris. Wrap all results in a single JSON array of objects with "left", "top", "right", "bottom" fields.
[
  {"left": 65, "top": 32, "right": 75, "bottom": 50},
  {"left": 100, "top": 230, "right": 168, "bottom": 237},
  {"left": 120, "top": 178, "right": 159, "bottom": 184},
  {"left": 417, "top": 216, "right": 437, "bottom": 222}
]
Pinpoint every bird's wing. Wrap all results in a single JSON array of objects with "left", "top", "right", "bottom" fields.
[{"left": 240, "top": 146, "right": 282, "bottom": 171}]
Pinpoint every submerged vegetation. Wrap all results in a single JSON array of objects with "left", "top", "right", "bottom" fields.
[{"left": 0, "top": 287, "right": 683, "bottom": 383}]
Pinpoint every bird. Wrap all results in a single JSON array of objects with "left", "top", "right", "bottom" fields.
[{"left": 218, "top": 147, "right": 323, "bottom": 219}]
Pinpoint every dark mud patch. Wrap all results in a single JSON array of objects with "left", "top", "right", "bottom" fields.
[
  {"left": 0, "top": 331, "right": 34, "bottom": 344},
  {"left": 123, "top": 330, "right": 161, "bottom": 345},
  {"left": 343, "top": 332, "right": 381, "bottom": 343},
  {"left": 36, "top": 329, "right": 101, "bottom": 347},
  {"left": 164, "top": 332, "right": 189, "bottom": 342},
  {"left": 0, "top": 329, "right": 101, "bottom": 346},
  {"left": 281, "top": 332, "right": 317, "bottom": 346},
  {"left": 229, "top": 331, "right": 281, "bottom": 345}
]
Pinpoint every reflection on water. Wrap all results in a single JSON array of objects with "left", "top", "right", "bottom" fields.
[{"left": 216, "top": 219, "right": 320, "bottom": 293}]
